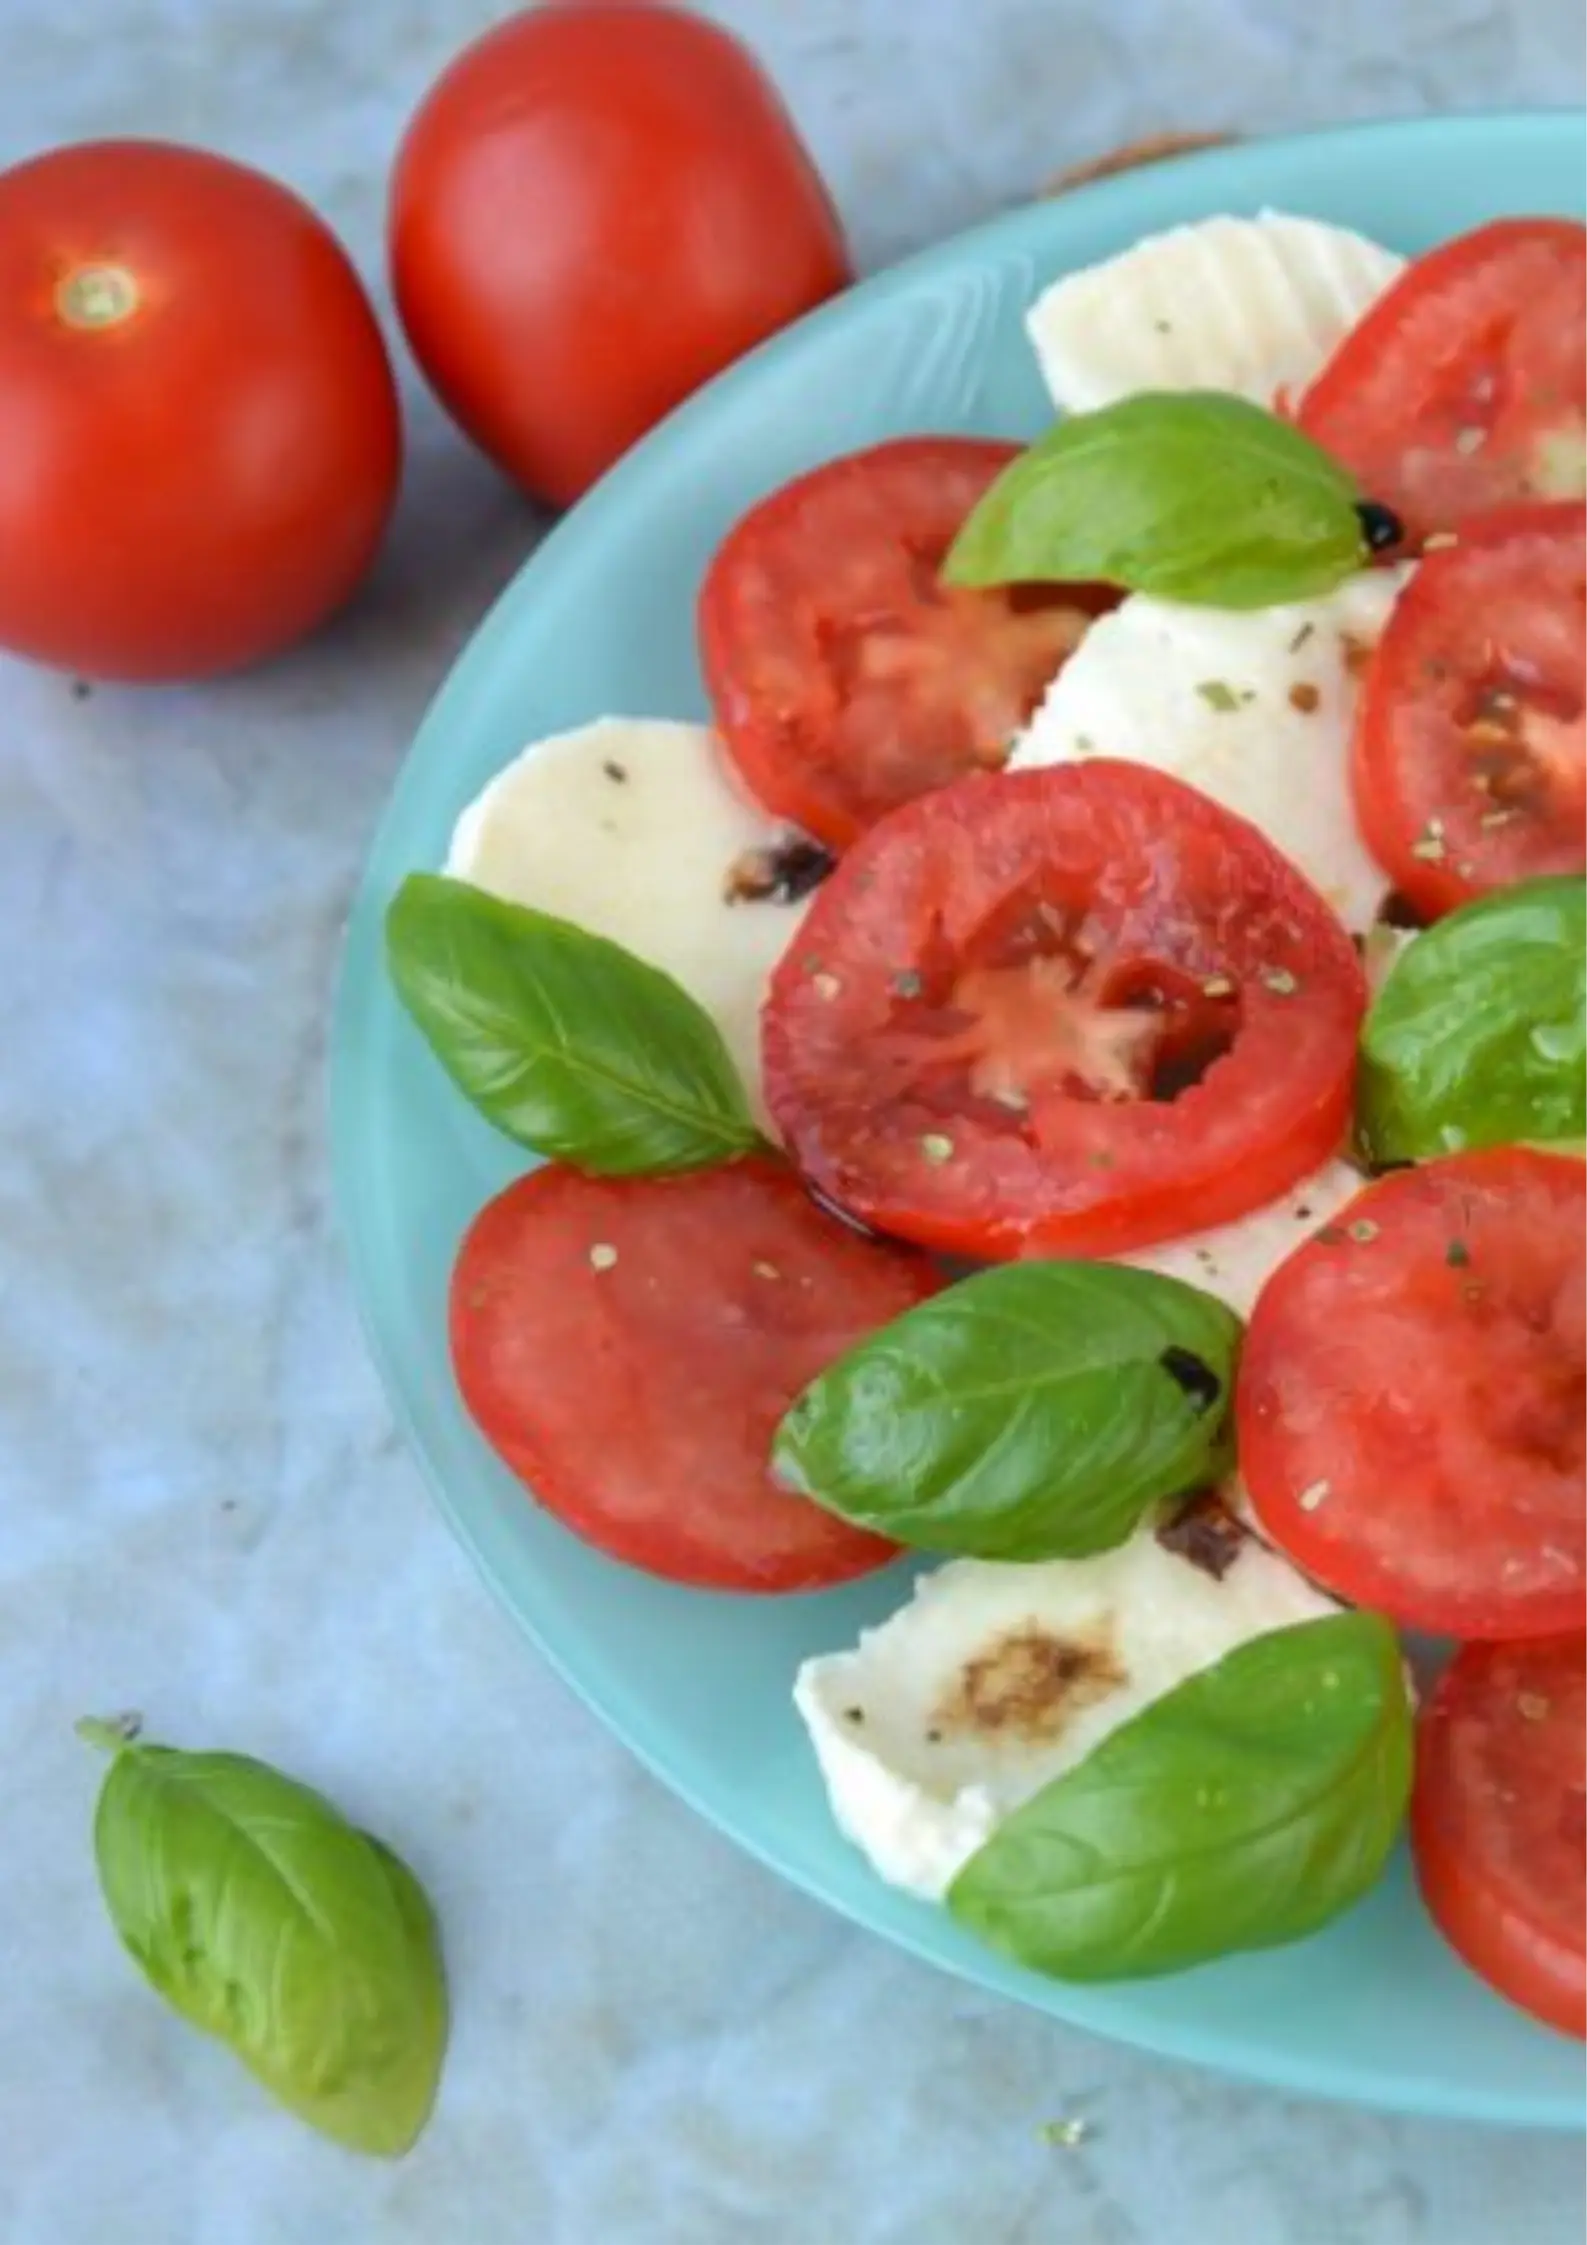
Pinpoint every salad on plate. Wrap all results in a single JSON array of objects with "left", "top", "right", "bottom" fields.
[{"left": 384, "top": 207, "right": 1587, "bottom": 2040}]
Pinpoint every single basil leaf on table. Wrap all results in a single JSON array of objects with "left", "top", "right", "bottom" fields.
[
  {"left": 942, "top": 391, "right": 1367, "bottom": 608},
  {"left": 79, "top": 1720, "right": 447, "bottom": 2158},
  {"left": 386, "top": 872, "right": 763, "bottom": 1173},
  {"left": 1356, "top": 875, "right": 1587, "bottom": 1164},
  {"left": 772, "top": 1261, "right": 1242, "bottom": 1560},
  {"left": 948, "top": 1611, "right": 1412, "bottom": 1981}
]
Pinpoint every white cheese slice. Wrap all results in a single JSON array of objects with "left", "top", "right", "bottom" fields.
[
  {"left": 1009, "top": 569, "right": 1411, "bottom": 934},
  {"left": 1026, "top": 211, "right": 1404, "bottom": 412},
  {"left": 1123, "top": 1157, "right": 1365, "bottom": 1321},
  {"left": 447, "top": 718, "right": 817, "bottom": 1130},
  {"left": 1364, "top": 921, "right": 1420, "bottom": 998},
  {"left": 1126, "top": 1160, "right": 1370, "bottom": 1533},
  {"left": 795, "top": 1525, "right": 1337, "bottom": 1902}
]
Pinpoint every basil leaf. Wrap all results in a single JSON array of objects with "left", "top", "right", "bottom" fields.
[
  {"left": 81, "top": 1722, "right": 447, "bottom": 2158},
  {"left": 943, "top": 392, "right": 1366, "bottom": 608},
  {"left": 948, "top": 1612, "right": 1411, "bottom": 1980},
  {"left": 1357, "top": 876, "right": 1587, "bottom": 1164},
  {"left": 772, "top": 1262, "right": 1241, "bottom": 1560},
  {"left": 386, "top": 872, "right": 762, "bottom": 1173}
]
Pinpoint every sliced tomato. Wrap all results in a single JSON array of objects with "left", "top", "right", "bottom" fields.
[
  {"left": 698, "top": 438, "right": 1097, "bottom": 847},
  {"left": 1352, "top": 504, "right": 1585, "bottom": 917},
  {"left": 1412, "top": 1636, "right": 1586, "bottom": 2040},
  {"left": 1299, "top": 218, "right": 1587, "bottom": 546},
  {"left": 449, "top": 1158, "right": 940, "bottom": 1591},
  {"left": 1238, "top": 1149, "right": 1585, "bottom": 1638},
  {"left": 761, "top": 761, "right": 1366, "bottom": 1259}
]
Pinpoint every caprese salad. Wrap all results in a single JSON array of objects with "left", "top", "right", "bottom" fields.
[{"left": 386, "top": 208, "right": 1587, "bottom": 2038}]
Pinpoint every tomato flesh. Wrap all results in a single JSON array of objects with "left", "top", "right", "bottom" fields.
[
  {"left": 1299, "top": 219, "right": 1587, "bottom": 546},
  {"left": 449, "top": 1159, "right": 940, "bottom": 1591},
  {"left": 700, "top": 439, "right": 1096, "bottom": 846},
  {"left": 1352, "top": 504, "right": 1585, "bottom": 917},
  {"left": 1238, "top": 1150, "right": 1586, "bottom": 1638},
  {"left": 1412, "top": 1636, "right": 1586, "bottom": 2040},
  {"left": 762, "top": 761, "right": 1366, "bottom": 1259}
]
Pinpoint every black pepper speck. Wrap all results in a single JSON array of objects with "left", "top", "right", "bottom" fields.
[
  {"left": 1158, "top": 1346, "right": 1222, "bottom": 1414},
  {"left": 1356, "top": 500, "right": 1405, "bottom": 552}
]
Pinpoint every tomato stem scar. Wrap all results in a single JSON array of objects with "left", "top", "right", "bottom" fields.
[{"left": 56, "top": 262, "right": 141, "bottom": 330}]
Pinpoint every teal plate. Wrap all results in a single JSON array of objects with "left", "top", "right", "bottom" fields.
[{"left": 333, "top": 113, "right": 1587, "bottom": 2126}]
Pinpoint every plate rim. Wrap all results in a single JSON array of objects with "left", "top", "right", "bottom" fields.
[{"left": 330, "top": 108, "right": 1587, "bottom": 2130}]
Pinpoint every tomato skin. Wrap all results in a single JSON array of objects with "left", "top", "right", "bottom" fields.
[
  {"left": 701, "top": 439, "right": 1096, "bottom": 845},
  {"left": 1239, "top": 1150, "right": 1586, "bottom": 1639},
  {"left": 449, "top": 1158, "right": 940, "bottom": 1592},
  {"left": 763, "top": 761, "right": 1367, "bottom": 1260},
  {"left": 1299, "top": 218, "right": 1587, "bottom": 546},
  {"left": 1412, "top": 1637, "right": 1586, "bottom": 2040},
  {"left": 0, "top": 141, "right": 401, "bottom": 683},
  {"left": 1352, "top": 503, "right": 1585, "bottom": 918},
  {"left": 390, "top": 1, "right": 851, "bottom": 509}
]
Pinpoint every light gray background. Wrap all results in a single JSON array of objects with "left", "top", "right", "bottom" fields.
[{"left": 2, "top": 4, "right": 1583, "bottom": 2240}]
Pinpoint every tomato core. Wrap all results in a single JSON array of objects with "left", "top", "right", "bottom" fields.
[
  {"left": 883, "top": 925, "right": 1242, "bottom": 1118},
  {"left": 55, "top": 263, "right": 140, "bottom": 330}
]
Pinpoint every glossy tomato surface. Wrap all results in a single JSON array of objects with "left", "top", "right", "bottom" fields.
[
  {"left": 449, "top": 1158, "right": 940, "bottom": 1591},
  {"left": 1239, "top": 1149, "right": 1586, "bottom": 1638},
  {"left": 700, "top": 438, "right": 1095, "bottom": 845},
  {"left": 390, "top": 0, "right": 850, "bottom": 507},
  {"left": 0, "top": 140, "right": 400, "bottom": 681},
  {"left": 1300, "top": 218, "right": 1587, "bottom": 545},
  {"left": 1413, "top": 1637, "right": 1586, "bottom": 2040},
  {"left": 1352, "top": 504, "right": 1585, "bottom": 917},
  {"left": 763, "top": 760, "right": 1366, "bottom": 1258}
]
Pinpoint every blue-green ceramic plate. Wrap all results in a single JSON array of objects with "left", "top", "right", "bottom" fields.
[{"left": 333, "top": 113, "right": 1587, "bottom": 2126}]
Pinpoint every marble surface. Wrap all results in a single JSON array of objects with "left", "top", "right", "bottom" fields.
[{"left": 2, "top": 3, "right": 1584, "bottom": 2239}]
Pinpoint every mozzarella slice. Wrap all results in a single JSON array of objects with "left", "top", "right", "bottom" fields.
[
  {"left": 795, "top": 1524, "right": 1337, "bottom": 1901},
  {"left": 1364, "top": 921, "right": 1419, "bottom": 998},
  {"left": 1124, "top": 1158, "right": 1375, "bottom": 1538},
  {"left": 1123, "top": 1157, "right": 1364, "bottom": 1320},
  {"left": 1009, "top": 569, "right": 1410, "bottom": 933},
  {"left": 1026, "top": 211, "right": 1404, "bottom": 412},
  {"left": 447, "top": 718, "right": 816, "bottom": 1129}
]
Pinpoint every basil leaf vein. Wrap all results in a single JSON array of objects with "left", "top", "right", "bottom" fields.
[
  {"left": 386, "top": 872, "right": 762, "bottom": 1173},
  {"left": 948, "top": 1612, "right": 1412, "bottom": 1980},
  {"left": 773, "top": 1261, "right": 1242, "bottom": 1560},
  {"left": 82, "top": 1724, "right": 448, "bottom": 2158},
  {"left": 943, "top": 392, "right": 1366, "bottom": 608}
]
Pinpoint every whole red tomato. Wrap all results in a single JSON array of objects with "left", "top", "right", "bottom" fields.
[
  {"left": 389, "top": 0, "right": 851, "bottom": 508},
  {"left": 0, "top": 141, "right": 401, "bottom": 683}
]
